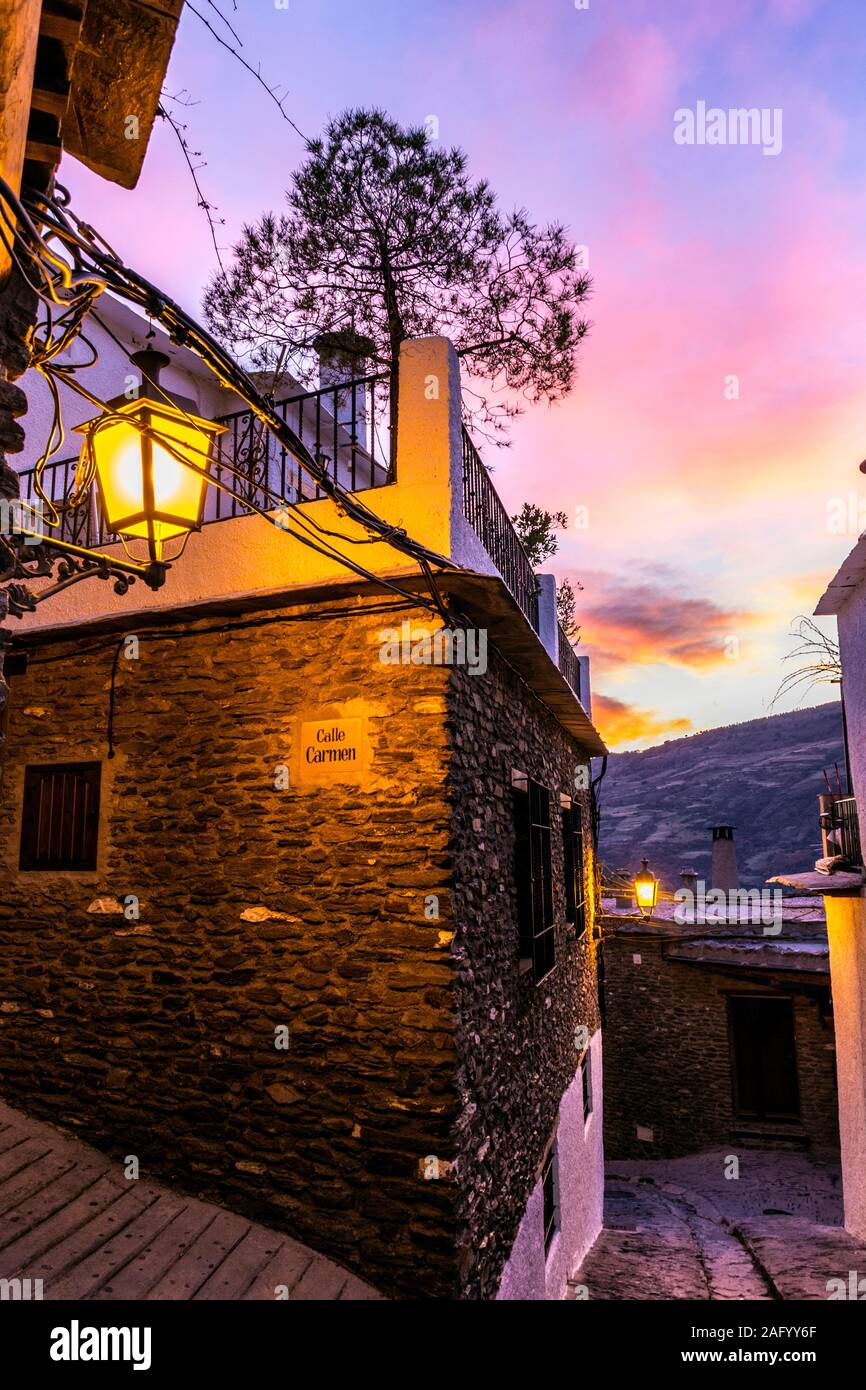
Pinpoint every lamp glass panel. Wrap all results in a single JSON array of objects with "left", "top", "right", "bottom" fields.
[
  {"left": 635, "top": 880, "right": 657, "bottom": 909},
  {"left": 94, "top": 404, "right": 214, "bottom": 542}
]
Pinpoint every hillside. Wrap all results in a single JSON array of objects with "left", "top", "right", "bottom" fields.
[{"left": 598, "top": 702, "right": 847, "bottom": 889}]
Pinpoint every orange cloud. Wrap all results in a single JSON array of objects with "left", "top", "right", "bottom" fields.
[
  {"left": 573, "top": 569, "right": 753, "bottom": 672},
  {"left": 593, "top": 693, "right": 693, "bottom": 750}
]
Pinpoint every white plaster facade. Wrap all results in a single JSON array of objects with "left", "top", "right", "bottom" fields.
[
  {"left": 11, "top": 301, "right": 594, "bottom": 734},
  {"left": 815, "top": 538, "right": 866, "bottom": 1239},
  {"left": 496, "top": 1031, "right": 605, "bottom": 1301}
]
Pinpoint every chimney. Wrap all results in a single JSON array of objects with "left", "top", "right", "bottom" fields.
[
  {"left": 613, "top": 868, "right": 633, "bottom": 910},
  {"left": 710, "top": 825, "right": 738, "bottom": 892},
  {"left": 313, "top": 330, "right": 376, "bottom": 442},
  {"left": 680, "top": 867, "right": 698, "bottom": 898}
]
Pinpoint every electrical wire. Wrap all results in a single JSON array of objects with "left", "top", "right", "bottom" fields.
[
  {"left": 19, "top": 597, "right": 424, "bottom": 756},
  {"left": 20, "top": 181, "right": 454, "bottom": 570},
  {"left": 1, "top": 175, "right": 459, "bottom": 625}
]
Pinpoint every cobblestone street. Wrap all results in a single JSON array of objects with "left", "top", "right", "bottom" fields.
[{"left": 573, "top": 1151, "right": 866, "bottom": 1301}]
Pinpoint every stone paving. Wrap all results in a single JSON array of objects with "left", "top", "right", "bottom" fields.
[
  {"left": 0, "top": 1101, "right": 381, "bottom": 1301},
  {"left": 607, "top": 1149, "right": 843, "bottom": 1226},
  {"left": 7, "top": 1101, "right": 864, "bottom": 1303},
  {"left": 573, "top": 1150, "right": 866, "bottom": 1301}
]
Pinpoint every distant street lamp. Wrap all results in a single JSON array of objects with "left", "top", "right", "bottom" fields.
[
  {"left": 634, "top": 859, "right": 659, "bottom": 917},
  {"left": 74, "top": 349, "right": 226, "bottom": 571}
]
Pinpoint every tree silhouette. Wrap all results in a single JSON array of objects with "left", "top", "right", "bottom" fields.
[{"left": 204, "top": 108, "right": 590, "bottom": 450}]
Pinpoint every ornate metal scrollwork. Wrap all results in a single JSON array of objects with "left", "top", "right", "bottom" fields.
[{"left": 0, "top": 533, "right": 139, "bottom": 617}]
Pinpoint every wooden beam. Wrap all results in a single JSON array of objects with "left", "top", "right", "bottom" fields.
[
  {"left": 38, "top": 1, "right": 85, "bottom": 50},
  {"left": 24, "top": 137, "right": 62, "bottom": 164},
  {"left": 30, "top": 82, "right": 71, "bottom": 119},
  {"left": 38, "top": 13, "right": 80, "bottom": 44},
  {"left": 0, "top": 0, "right": 44, "bottom": 283}
]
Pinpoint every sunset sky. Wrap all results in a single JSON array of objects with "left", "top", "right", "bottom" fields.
[{"left": 62, "top": 0, "right": 865, "bottom": 749}]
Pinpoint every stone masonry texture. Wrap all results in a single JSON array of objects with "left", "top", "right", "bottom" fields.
[
  {"left": 602, "top": 925, "right": 839, "bottom": 1161},
  {"left": 0, "top": 597, "right": 456, "bottom": 1297},
  {"left": 448, "top": 652, "right": 599, "bottom": 1299},
  {"left": 0, "top": 590, "right": 599, "bottom": 1298},
  {"left": 0, "top": 266, "right": 39, "bottom": 718}
]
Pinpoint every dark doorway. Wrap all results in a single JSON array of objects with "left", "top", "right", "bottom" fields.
[{"left": 729, "top": 995, "right": 800, "bottom": 1122}]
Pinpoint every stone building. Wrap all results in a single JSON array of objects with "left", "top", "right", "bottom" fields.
[
  {"left": 0, "top": 313, "right": 606, "bottom": 1298},
  {"left": 601, "top": 905, "right": 839, "bottom": 1161}
]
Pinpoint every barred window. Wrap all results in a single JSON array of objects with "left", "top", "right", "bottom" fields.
[
  {"left": 562, "top": 797, "right": 587, "bottom": 938},
  {"left": 581, "top": 1046, "right": 594, "bottom": 1123},
  {"left": 542, "top": 1142, "right": 560, "bottom": 1255},
  {"left": 513, "top": 772, "right": 555, "bottom": 983},
  {"left": 20, "top": 762, "right": 101, "bottom": 871}
]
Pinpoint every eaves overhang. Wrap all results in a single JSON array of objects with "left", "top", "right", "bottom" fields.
[
  {"left": 815, "top": 533, "right": 866, "bottom": 617},
  {"left": 767, "top": 869, "right": 865, "bottom": 898},
  {"left": 10, "top": 564, "right": 608, "bottom": 758}
]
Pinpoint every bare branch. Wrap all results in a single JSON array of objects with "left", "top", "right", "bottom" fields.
[
  {"left": 157, "top": 99, "right": 227, "bottom": 274},
  {"left": 771, "top": 615, "right": 842, "bottom": 710},
  {"left": 185, "top": 2, "right": 310, "bottom": 145}
]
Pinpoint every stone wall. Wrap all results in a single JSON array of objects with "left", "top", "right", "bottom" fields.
[
  {"left": 448, "top": 649, "right": 602, "bottom": 1299},
  {"left": 0, "top": 265, "right": 38, "bottom": 719},
  {"left": 0, "top": 596, "right": 459, "bottom": 1297},
  {"left": 0, "top": 584, "right": 604, "bottom": 1297},
  {"left": 602, "top": 925, "right": 839, "bottom": 1160}
]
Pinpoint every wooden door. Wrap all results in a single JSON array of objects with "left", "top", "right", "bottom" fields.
[{"left": 729, "top": 995, "right": 800, "bottom": 1122}]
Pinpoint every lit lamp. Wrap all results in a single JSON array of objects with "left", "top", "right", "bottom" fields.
[
  {"left": 74, "top": 349, "right": 226, "bottom": 572},
  {"left": 634, "top": 858, "right": 659, "bottom": 917}
]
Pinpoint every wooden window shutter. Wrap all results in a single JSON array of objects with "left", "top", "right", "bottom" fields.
[{"left": 19, "top": 762, "right": 102, "bottom": 871}]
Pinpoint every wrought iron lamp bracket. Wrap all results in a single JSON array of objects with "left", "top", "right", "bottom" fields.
[{"left": 0, "top": 531, "right": 166, "bottom": 618}]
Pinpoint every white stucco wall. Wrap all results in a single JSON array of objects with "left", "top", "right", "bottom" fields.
[
  {"left": 15, "top": 296, "right": 237, "bottom": 472},
  {"left": 495, "top": 1029, "right": 604, "bottom": 1300},
  {"left": 12, "top": 332, "right": 569, "bottom": 654},
  {"left": 824, "top": 895, "right": 866, "bottom": 1239},
  {"left": 827, "top": 580, "right": 866, "bottom": 1239},
  {"left": 838, "top": 587, "right": 866, "bottom": 838}
]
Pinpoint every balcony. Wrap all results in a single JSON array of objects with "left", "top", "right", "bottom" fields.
[
  {"left": 17, "top": 374, "right": 393, "bottom": 551},
  {"left": 557, "top": 621, "right": 582, "bottom": 703},
  {"left": 768, "top": 794, "right": 865, "bottom": 898},
  {"left": 819, "top": 794, "right": 863, "bottom": 866},
  {"left": 18, "top": 375, "right": 557, "bottom": 640},
  {"left": 13, "top": 339, "right": 590, "bottom": 720},
  {"left": 460, "top": 426, "right": 539, "bottom": 633},
  {"left": 209, "top": 373, "right": 392, "bottom": 519}
]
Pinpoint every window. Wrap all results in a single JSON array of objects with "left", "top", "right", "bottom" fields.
[
  {"left": 19, "top": 762, "right": 101, "bottom": 871},
  {"left": 512, "top": 771, "right": 554, "bottom": 983},
  {"left": 542, "top": 1142, "right": 560, "bottom": 1255},
  {"left": 561, "top": 797, "right": 587, "bottom": 938},
  {"left": 581, "top": 1046, "right": 594, "bottom": 1123}
]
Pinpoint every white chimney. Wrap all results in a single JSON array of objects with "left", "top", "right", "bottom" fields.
[
  {"left": 313, "top": 330, "right": 375, "bottom": 443},
  {"left": 680, "top": 867, "right": 698, "bottom": 897},
  {"left": 710, "top": 825, "right": 738, "bottom": 892}
]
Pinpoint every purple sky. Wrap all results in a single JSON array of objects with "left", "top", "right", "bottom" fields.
[{"left": 64, "top": 0, "right": 866, "bottom": 747}]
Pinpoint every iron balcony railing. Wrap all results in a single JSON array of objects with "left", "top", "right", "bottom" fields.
[
  {"left": 207, "top": 372, "right": 392, "bottom": 521},
  {"left": 17, "top": 381, "right": 583, "bottom": 684},
  {"left": 18, "top": 453, "right": 104, "bottom": 550},
  {"left": 461, "top": 427, "right": 540, "bottom": 632},
  {"left": 557, "top": 624, "right": 582, "bottom": 703},
  {"left": 819, "top": 794, "right": 863, "bottom": 866},
  {"left": 16, "top": 374, "right": 393, "bottom": 549}
]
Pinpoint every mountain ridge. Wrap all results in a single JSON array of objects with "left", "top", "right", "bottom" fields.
[{"left": 597, "top": 702, "right": 847, "bottom": 889}]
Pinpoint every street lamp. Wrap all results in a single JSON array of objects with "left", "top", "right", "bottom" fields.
[
  {"left": 634, "top": 858, "right": 659, "bottom": 917},
  {"left": 74, "top": 349, "right": 226, "bottom": 569}
]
